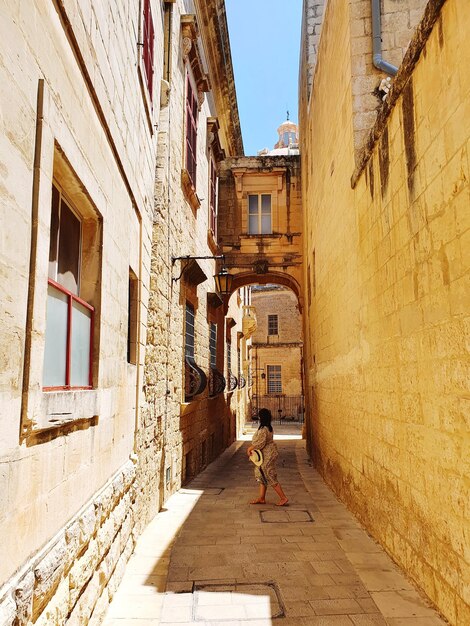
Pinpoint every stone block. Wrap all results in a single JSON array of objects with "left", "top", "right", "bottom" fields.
[
  {"left": 0, "top": 594, "right": 16, "bottom": 626},
  {"left": 33, "top": 536, "right": 67, "bottom": 615},
  {"left": 69, "top": 538, "right": 100, "bottom": 600},
  {"left": 14, "top": 571, "right": 34, "bottom": 625},
  {"left": 79, "top": 505, "right": 97, "bottom": 546}
]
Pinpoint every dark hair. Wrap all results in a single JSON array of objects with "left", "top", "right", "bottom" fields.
[{"left": 258, "top": 408, "right": 273, "bottom": 432}]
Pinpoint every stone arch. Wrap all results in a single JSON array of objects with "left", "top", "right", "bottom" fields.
[{"left": 228, "top": 271, "right": 303, "bottom": 312}]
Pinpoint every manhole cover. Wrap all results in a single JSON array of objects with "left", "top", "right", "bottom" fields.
[
  {"left": 260, "top": 509, "right": 314, "bottom": 523},
  {"left": 193, "top": 582, "right": 285, "bottom": 621},
  {"left": 179, "top": 488, "right": 224, "bottom": 495}
]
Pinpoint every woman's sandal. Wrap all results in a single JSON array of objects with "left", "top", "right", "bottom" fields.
[
  {"left": 249, "top": 499, "right": 266, "bottom": 504},
  {"left": 276, "top": 498, "right": 289, "bottom": 506}
]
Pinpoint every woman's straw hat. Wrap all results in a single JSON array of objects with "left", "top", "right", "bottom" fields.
[{"left": 249, "top": 449, "right": 263, "bottom": 467}]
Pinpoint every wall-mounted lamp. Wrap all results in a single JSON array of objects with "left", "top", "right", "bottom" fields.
[{"left": 171, "top": 255, "right": 234, "bottom": 296}]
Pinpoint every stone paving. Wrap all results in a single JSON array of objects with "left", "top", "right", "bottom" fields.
[{"left": 103, "top": 431, "right": 446, "bottom": 626}]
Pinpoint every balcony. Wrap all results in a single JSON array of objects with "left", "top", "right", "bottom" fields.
[{"left": 242, "top": 306, "right": 257, "bottom": 338}]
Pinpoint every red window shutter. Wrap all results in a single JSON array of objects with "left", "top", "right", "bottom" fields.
[
  {"left": 210, "top": 158, "right": 217, "bottom": 235},
  {"left": 143, "top": 0, "right": 154, "bottom": 99},
  {"left": 185, "top": 76, "right": 198, "bottom": 187}
]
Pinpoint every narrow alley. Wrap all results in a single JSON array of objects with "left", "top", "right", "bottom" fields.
[{"left": 104, "top": 427, "right": 445, "bottom": 625}]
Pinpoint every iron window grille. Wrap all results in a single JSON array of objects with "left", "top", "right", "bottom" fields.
[
  {"left": 185, "top": 303, "right": 207, "bottom": 400},
  {"left": 268, "top": 314, "right": 279, "bottom": 335},
  {"left": 267, "top": 365, "right": 282, "bottom": 394},
  {"left": 226, "top": 341, "right": 238, "bottom": 391},
  {"left": 208, "top": 322, "right": 225, "bottom": 396}
]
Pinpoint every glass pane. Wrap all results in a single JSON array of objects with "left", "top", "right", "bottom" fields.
[
  {"left": 48, "top": 185, "right": 60, "bottom": 279},
  {"left": 248, "top": 195, "right": 258, "bottom": 214},
  {"left": 43, "top": 285, "right": 68, "bottom": 387},
  {"left": 261, "top": 215, "right": 271, "bottom": 234},
  {"left": 249, "top": 215, "right": 259, "bottom": 234},
  {"left": 58, "top": 199, "right": 81, "bottom": 295},
  {"left": 70, "top": 300, "right": 92, "bottom": 386},
  {"left": 261, "top": 195, "right": 271, "bottom": 213}
]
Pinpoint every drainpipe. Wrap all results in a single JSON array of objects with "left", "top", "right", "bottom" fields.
[{"left": 371, "top": 0, "right": 398, "bottom": 76}]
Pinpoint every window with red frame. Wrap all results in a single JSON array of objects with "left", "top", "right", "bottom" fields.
[
  {"left": 43, "top": 184, "right": 94, "bottom": 389},
  {"left": 185, "top": 75, "right": 198, "bottom": 188},
  {"left": 209, "top": 156, "right": 217, "bottom": 236},
  {"left": 143, "top": 0, "right": 155, "bottom": 99}
]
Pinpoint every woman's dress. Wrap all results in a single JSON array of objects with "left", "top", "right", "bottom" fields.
[{"left": 251, "top": 426, "right": 278, "bottom": 486}]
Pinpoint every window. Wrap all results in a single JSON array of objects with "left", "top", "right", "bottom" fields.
[
  {"left": 163, "top": 1, "right": 173, "bottom": 82},
  {"left": 185, "top": 303, "right": 195, "bottom": 359},
  {"left": 226, "top": 341, "right": 232, "bottom": 374},
  {"left": 142, "top": 0, "right": 155, "bottom": 99},
  {"left": 248, "top": 194, "right": 271, "bottom": 234},
  {"left": 43, "top": 184, "right": 94, "bottom": 389},
  {"left": 267, "top": 365, "right": 282, "bottom": 394},
  {"left": 209, "top": 322, "right": 217, "bottom": 368},
  {"left": 185, "top": 74, "right": 198, "bottom": 188},
  {"left": 268, "top": 314, "right": 278, "bottom": 336},
  {"left": 209, "top": 156, "right": 217, "bottom": 236},
  {"left": 127, "top": 270, "right": 138, "bottom": 364},
  {"left": 184, "top": 302, "right": 207, "bottom": 400}
]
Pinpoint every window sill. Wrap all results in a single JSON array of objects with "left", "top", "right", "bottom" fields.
[
  {"left": 38, "top": 389, "right": 99, "bottom": 430},
  {"left": 181, "top": 169, "right": 201, "bottom": 212}
]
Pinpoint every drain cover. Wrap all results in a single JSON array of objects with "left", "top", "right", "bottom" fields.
[
  {"left": 260, "top": 509, "right": 314, "bottom": 523},
  {"left": 193, "top": 582, "right": 285, "bottom": 621},
  {"left": 179, "top": 488, "right": 225, "bottom": 495}
]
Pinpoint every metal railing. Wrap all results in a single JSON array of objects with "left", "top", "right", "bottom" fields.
[{"left": 251, "top": 394, "right": 304, "bottom": 424}]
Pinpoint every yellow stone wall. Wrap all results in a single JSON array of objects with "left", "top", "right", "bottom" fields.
[{"left": 300, "top": 0, "right": 469, "bottom": 623}]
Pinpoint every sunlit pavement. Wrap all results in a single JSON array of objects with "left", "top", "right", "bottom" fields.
[{"left": 103, "top": 426, "right": 446, "bottom": 625}]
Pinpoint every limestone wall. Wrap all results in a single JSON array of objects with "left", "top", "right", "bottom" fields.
[
  {"left": 300, "top": 0, "right": 469, "bottom": 623},
  {"left": 0, "top": 0, "right": 159, "bottom": 622},
  {"left": 140, "top": 0, "right": 247, "bottom": 501}
]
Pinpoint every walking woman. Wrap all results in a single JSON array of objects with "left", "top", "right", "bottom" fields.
[{"left": 247, "top": 408, "right": 288, "bottom": 506}]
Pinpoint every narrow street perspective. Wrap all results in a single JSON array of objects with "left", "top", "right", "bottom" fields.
[
  {"left": 0, "top": 0, "right": 468, "bottom": 625},
  {"left": 104, "top": 426, "right": 447, "bottom": 625}
]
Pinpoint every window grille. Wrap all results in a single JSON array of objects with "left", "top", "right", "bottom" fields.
[
  {"left": 267, "top": 365, "right": 282, "bottom": 394},
  {"left": 268, "top": 314, "right": 278, "bottom": 335},
  {"left": 185, "top": 303, "right": 195, "bottom": 359},
  {"left": 209, "top": 322, "right": 217, "bottom": 368}
]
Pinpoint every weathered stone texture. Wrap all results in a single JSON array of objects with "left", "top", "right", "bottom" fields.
[
  {"left": 1, "top": 0, "right": 157, "bottom": 620},
  {"left": 300, "top": 0, "right": 470, "bottom": 623},
  {"left": 0, "top": 461, "right": 137, "bottom": 626}
]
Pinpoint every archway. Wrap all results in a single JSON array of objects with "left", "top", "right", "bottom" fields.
[{"left": 223, "top": 273, "right": 305, "bottom": 439}]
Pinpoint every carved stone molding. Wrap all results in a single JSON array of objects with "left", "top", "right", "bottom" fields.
[
  {"left": 207, "top": 117, "right": 225, "bottom": 162},
  {"left": 181, "top": 14, "right": 211, "bottom": 98}
]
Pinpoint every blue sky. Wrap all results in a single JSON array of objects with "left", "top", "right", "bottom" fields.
[{"left": 225, "top": 0, "right": 303, "bottom": 156}]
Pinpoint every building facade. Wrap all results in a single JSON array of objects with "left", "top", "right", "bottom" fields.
[
  {"left": 250, "top": 285, "right": 303, "bottom": 420},
  {"left": 300, "top": 0, "right": 470, "bottom": 623},
  {"left": 0, "top": 0, "right": 248, "bottom": 624}
]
